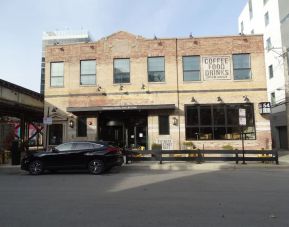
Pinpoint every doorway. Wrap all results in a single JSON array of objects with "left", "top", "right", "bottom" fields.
[
  {"left": 98, "top": 111, "right": 147, "bottom": 149},
  {"left": 48, "top": 124, "right": 63, "bottom": 145},
  {"left": 278, "top": 126, "right": 288, "bottom": 149}
]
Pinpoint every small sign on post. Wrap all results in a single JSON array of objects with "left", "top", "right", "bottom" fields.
[{"left": 239, "top": 108, "right": 246, "bottom": 164}]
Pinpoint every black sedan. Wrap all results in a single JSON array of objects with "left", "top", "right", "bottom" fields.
[{"left": 21, "top": 141, "right": 123, "bottom": 175}]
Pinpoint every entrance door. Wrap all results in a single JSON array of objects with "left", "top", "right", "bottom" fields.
[
  {"left": 127, "top": 125, "right": 147, "bottom": 149},
  {"left": 48, "top": 124, "right": 63, "bottom": 145},
  {"left": 98, "top": 111, "right": 147, "bottom": 149},
  {"left": 278, "top": 126, "right": 288, "bottom": 149}
]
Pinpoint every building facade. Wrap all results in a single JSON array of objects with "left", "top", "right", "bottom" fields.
[
  {"left": 44, "top": 31, "right": 271, "bottom": 150},
  {"left": 239, "top": 0, "right": 289, "bottom": 149},
  {"left": 41, "top": 30, "right": 92, "bottom": 94}
]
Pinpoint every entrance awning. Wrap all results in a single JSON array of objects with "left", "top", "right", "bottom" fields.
[{"left": 67, "top": 104, "right": 176, "bottom": 112}]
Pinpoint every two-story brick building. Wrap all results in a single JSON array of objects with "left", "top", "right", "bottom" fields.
[{"left": 44, "top": 31, "right": 271, "bottom": 150}]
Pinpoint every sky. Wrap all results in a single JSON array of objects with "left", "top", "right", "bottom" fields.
[{"left": 0, "top": 0, "right": 247, "bottom": 92}]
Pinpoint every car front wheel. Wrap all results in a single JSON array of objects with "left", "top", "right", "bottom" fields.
[
  {"left": 88, "top": 159, "right": 105, "bottom": 175},
  {"left": 29, "top": 160, "right": 43, "bottom": 175}
]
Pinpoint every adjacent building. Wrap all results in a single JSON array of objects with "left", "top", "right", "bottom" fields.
[
  {"left": 44, "top": 31, "right": 271, "bottom": 150},
  {"left": 239, "top": 0, "right": 289, "bottom": 149},
  {"left": 41, "top": 30, "right": 92, "bottom": 94}
]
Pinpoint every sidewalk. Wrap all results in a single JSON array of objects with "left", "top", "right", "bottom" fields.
[{"left": 123, "top": 150, "right": 289, "bottom": 171}]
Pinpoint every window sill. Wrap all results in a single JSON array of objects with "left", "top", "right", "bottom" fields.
[
  {"left": 233, "top": 79, "right": 253, "bottom": 82},
  {"left": 80, "top": 84, "right": 97, "bottom": 87},
  {"left": 148, "top": 82, "right": 166, "bottom": 84},
  {"left": 113, "top": 83, "right": 131, "bottom": 86},
  {"left": 183, "top": 81, "right": 202, "bottom": 83}
]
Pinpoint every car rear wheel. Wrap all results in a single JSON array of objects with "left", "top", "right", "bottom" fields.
[
  {"left": 88, "top": 159, "right": 105, "bottom": 175},
  {"left": 29, "top": 160, "right": 43, "bottom": 175}
]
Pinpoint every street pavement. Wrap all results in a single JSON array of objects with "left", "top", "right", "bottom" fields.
[{"left": 0, "top": 153, "right": 289, "bottom": 227}]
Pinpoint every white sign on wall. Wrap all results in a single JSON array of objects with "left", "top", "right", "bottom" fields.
[
  {"left": 239, "top": 108, "right": 246, "bottom": 126},
  {"left": 202, "top": 56, "right": 232, "bottom": 80},
  {"left": 43, "top": 117, "right": 52, "bottom": 125},
  {"left": 157, "top": 139, "right": 173, "bottom": 150}
]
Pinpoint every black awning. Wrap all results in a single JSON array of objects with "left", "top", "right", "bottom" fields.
[{"left": 67, "top": 104, "right": 176, "bottom": 112}]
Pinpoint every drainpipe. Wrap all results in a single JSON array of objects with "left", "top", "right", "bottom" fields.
[
  {"left": 284, "top": 47, "right": 289, "bottom": 149},
  {"left": 175, "top": 38, "right": 181, "bottom": 150}
]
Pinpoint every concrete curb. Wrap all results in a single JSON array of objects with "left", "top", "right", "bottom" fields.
[{"left": 1, "top": 161, "right": 289, "bottom": 173}]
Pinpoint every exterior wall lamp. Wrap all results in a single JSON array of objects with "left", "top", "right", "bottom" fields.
[
  {"left": 173, "top": 117, "right": 178, "bottom": 126},
  {"left": 217, "top": 96, "right": 223, "bottom": 102},
  {"left": 191, "top": 97, "right": 197, "bottom": 103},
  {"left": 51, "top": 107, "right": 58, "bottom": 113},
  {"left": 243, "top": 95, "right": 250, "bottom": 102},
  {"left": 69, "top": 120, "right": 74, "bottom": 128},
  {"left": 141, "top": 84, "right": 146, "bottom": 90}
]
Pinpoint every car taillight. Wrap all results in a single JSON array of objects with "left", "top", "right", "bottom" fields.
[{"left": 107, "top": 146, "right": 121, "bottom": 154}]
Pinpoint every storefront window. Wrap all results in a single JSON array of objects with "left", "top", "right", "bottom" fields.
[
  {"left": 159, "top": 115, "right": 170, "bottom": 135},
  {"left": 185, "top": 104, "right": 256, "bottom": 140}
]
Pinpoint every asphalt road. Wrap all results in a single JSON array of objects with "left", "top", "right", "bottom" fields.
[{"left": 0, "top": 164, "right": 289, "bottom": 227}]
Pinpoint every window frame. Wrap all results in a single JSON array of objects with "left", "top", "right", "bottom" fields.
[
  {"left": 50, "top": 61, "right": 64, "bottom": 87},
  {"left": 182, "top": 56, "right": 201, "bottom": 82},
  {"left": 185, "top": 104, "right": 256, "bottom": 140},
  {"left": 269, "top": 65, "right": 274, "bottom": 79},
  {"left": 266, "top": 37, "right": 272, "bottom": 51},
  {"left": 249, "top": 0, "right": 253, "bottom": 19},
  {"left": 113, "top": 58, "right": 130, "bottom": 84},
  {"left": 264, "top": 11, "right": 269, "bottom": 26},
  {"left": 271, "top": 92, "right": 276, "bottom": 105},
  {"left": 147, "top": 56, "right": 165, "bottom": 83},
  {"left": 158, "top": 115, "right": 170, "bottom": 135},
  {"left": 232, "top": 54, "right": 252, "bottom": 80},
  {"left": 80, "top": 59, "right": 96, "bottom": 86}
]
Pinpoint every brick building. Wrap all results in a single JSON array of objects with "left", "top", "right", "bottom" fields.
[{"left": 44, "top": 31, "right": 271, "bottom": 150}]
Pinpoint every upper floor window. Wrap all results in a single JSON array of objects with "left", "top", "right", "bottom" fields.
[
  {"left": 50, "top": 62, "right": 64, "bottom": 87},
  {"left": 233, "top": 54, "right": 251, "bottom": 80},
  {"left": 113, "top": 59, "right": 130, "bottom": 83},
  {"left": 266, "top": 37, "right": 272, "bottom": 51},
  {"left": 271, "top": 92, "right": 276, "bottom": 105},
  {"left": 264, "top": 12, "right": 269, "bottom": 26},
  {"left": 269, "top": 65, "right": 274, "bottom": 79},
  {"left": 240, "top": 21, "right": 244, "bottom": 34},
  {"left": 183, "top": 56, "right": 200, "bottom": 81},
  {"left": 251, "top": 29, "right": 254, "bottom": 34},
  {"left": 80, "top": 60, "right": 96, "bottom": 85},
  {"left": 249, "top": 0, "right": 253, "bottom": 19},
  {"left": 148, "top": 57, "right": 165, "bottom": 82}
]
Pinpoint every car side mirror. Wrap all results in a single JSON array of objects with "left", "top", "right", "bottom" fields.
[{"left": 51, "top": 147, "right": 58, "bottom": 153}]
